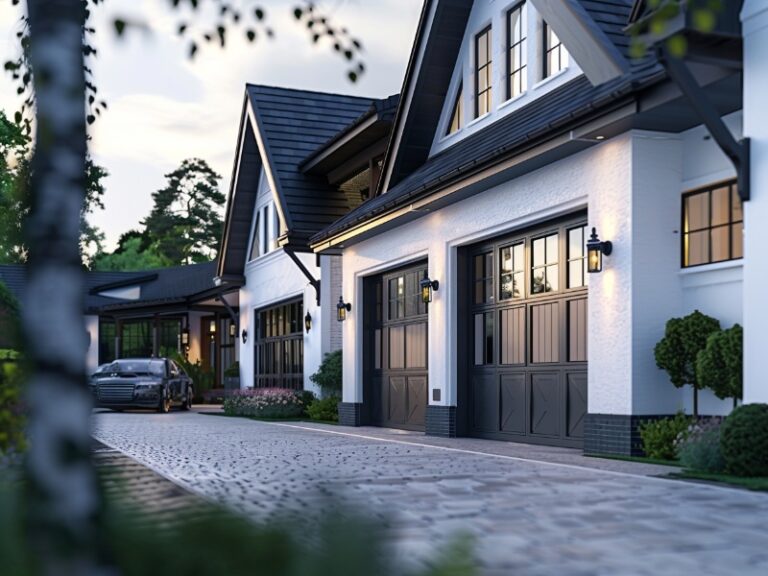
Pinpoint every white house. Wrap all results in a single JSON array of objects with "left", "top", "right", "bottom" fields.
[
  {"left": 308, "top": 0, "right": 755, "bottom": 454},
  {"left": 215, "top": 86, "right": 397, "bottom": 395}
]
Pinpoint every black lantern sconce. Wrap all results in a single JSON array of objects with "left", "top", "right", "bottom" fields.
[
  {"left": 181, "top": 327, "right": 190, "bottom": 348},
  {"left": 586, "top": 227, "right": 613, "bottom": 273},
  {"left": 209, "top": 320, "right": 217, "bottom": 336},
  {"left": 229, "top": 322, "right": 237, "bottom": 339},
  {"left": 420, "top": 272, "right": 439, "bottom": 305},
  {"left": 241, "top": 329, "right": 248, "bottom": 344},
  {"left": 304, "top": 311, "right": 313, "bottom": 333},
  {"left": 337, "top": 296, "right": 351, "bottom": 322}
]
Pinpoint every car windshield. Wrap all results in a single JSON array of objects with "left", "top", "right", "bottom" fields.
[{"left": 104, "top": 360, "right": 165, "bottom": 377}]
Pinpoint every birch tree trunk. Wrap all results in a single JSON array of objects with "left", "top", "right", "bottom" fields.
[{"left": 23, "top": 1, "right": 105, "bottom": 574}]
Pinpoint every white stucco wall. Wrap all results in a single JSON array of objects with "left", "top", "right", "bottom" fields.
[
  {"left": 85, "top": 315, "right": 99, "bottom": 374},
  {"left": 742, "top": 0, "right": 768, "bottom": 404}
]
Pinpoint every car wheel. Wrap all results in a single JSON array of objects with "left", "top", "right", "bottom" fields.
[
  {"left": 182, "top": 387, "right": 193, "bottom": 411},
  {"left": 157, "top": 392, "right": 171, "bottom": 414}
]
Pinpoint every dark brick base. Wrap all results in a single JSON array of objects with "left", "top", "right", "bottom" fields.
[
  {"left": 426, "top": 406, "right": 457, "bottom": 438},
  {"left": 584, "top": 413, "right": 669, "bottom": 456},
  {"left": 338, "top": 402, "right": 364, "bottom": 427}
]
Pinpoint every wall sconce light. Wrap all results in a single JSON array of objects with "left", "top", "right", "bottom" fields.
[
  {"left": 181, "top": 327, "right": 190, "bottom": 347},
  {"left": 420, "top": 272, "right": 439, "bottom": 304},
  {"left": 586, "top": 227, "right": 613, "bottom": 273},
  {"left": 337, "top": 296, "right": 351, "bottom": 322},
  {"left": 229, "top": 322, "right": 236, "bottom": 339},
  {"left": 209, "top": 320, "right": 217, "bottom": 335},
  {"left": 241, "top": 329, "right": 248, "bottom": 344},
  {"left": 304, "top": 311, "right": 312, "bottom": 333}
]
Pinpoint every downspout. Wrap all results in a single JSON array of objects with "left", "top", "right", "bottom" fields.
[
  {"left": 658, "top": 47, "right": 751, "bottom": 201},
  {"left": 284, "top": 247, "right": 321, "bottom": 306}
]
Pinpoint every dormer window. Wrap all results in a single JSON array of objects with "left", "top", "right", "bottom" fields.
[
  {"left": 507, "top": 2, "right": 528, "bottom": 99},
  {"left": 542, "top": 20, "right": 569, "bottom": 79},
  {"left": 248, "top": 201, "right": 278, "bottom": 262},
  {"left": 447, "top": 84, "right": 463, "bottom": 135},
  {"left": 475, "top": 26, "right": 493, "bottom": 117}
]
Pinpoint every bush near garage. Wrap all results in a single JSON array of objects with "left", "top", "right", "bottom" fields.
[
  {"left": 675, "top": 418, "right": 725, "bottom": 473},
  {"left": 696, "top": 324, "right": 743, "bottom": 407},
  {"left": 310, "top": 350, "right": 342, "bottom": 397},
  {"left": 639, "top": 412, "right": 691, "bottom": 460},
  {"left": 306, "top": 396, "right": 340, "bottom": 423},
  {"left": 223, "top": 388, "right": 311, "bottom": 419},
  {"left": 720, "top": 403, "right": 768, "bottom": 477}
]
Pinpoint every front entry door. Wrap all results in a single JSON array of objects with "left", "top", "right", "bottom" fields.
[
  {"left": 465, "top": 217, "right": 589, "bottom": 448},
  {"left": 368, "top": 263, "right": 429, "bottom": 431}
]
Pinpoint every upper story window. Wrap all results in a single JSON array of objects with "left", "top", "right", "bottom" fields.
[
  {"left": 248, "top": 202, "right": 279, "bottom": 262},
  {"left": 447, "top": 84, "right": 463, "bottom": 135},
  {"left": 475, "top": 26, "right": 493, "bottom": 118},
  {"left": 542, "top": 20, "right": 569, "bottom": 79},
  {"left": 682, "top": 180, "right": 743, "bottom": 268},
  {"left": 507, "top": 2, "right": 528, "bottom": 99}
]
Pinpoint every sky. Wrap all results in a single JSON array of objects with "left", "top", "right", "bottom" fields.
[{"left": 0, "top": 0, "right": 423, "bottom": 251}]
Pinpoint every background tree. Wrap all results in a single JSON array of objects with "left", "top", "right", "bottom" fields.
[
  {"left": 654, "top": 310, "right": 721, "bottom": 419},
  {"left": 92, "top": 229, "right": 171, "bottom": 271},
  {"left": 142, "top": 158, "right": 224, "bottom": 265},
  {"left": 696, "top": 324, "right": 743, "bottom": 408}
]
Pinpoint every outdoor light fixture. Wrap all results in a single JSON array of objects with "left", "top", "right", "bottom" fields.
[
  {"left": 337, "top": 296, "right": 351, "bottom": 322},
  {"left": 420, "top": 272, "right": 439, "bottom": 304},
  {"left": 229, "top": 322, "right": 236, "bottom": 339},
  {"left": 181, "top": 327, "right": 190, "bottom": 347},
  {"left": 586, "top": 227, "right": 613, "bottom": 273},
  {"left": 209, "top": 320, "right": 216, "bottom": 335},
  {"left": 304, "top": 311, "right": 312, "bottom": 333},
  {"left": 241, "top": 329, "right": 248, "bottom": 344}
]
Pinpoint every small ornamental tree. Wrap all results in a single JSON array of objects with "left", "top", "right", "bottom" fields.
[
  {"left": 696, "top": 324, "right": 743, "bottom": 408},
  {"left": 654, "top": 310, "right": 721, "bottom": 419}
]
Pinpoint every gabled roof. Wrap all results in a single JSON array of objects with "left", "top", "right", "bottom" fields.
[
  {"left": 216, "top": 85, "right": 376, "bottom": 281},
  {"left": 0, "top": 262, "right": 220, "bottom": 314}
]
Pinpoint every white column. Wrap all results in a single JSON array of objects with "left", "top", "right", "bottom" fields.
[{"left": 742, "top": 1, "right": 768, "bottom": 403}]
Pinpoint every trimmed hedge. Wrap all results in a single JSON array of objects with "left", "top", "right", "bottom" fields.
[
  {"left": 721, "top": 404, "right": 768, "bottom": 477},
  {"left": 639, "top": 413, "right": 691, "bottom": 460},
  {"left": 223, "top": 388, "right": 312, "bottom": 419},
  {"left": 306, "top": 396, "right": 339, "bottom": 422}
]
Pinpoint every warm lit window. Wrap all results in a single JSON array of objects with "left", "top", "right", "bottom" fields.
[
  {"left": 507, "top": 2, "right": 528, "bottom": 99},
  {"left": 447, "top": 84, "right": 463, "bottom": 135},
  {"left": 682, "top": 181, "right": 743, "bottom": 267},
  {"left": 500, "top": 242, "right": 524, "bottom": 300},
  {"left": 542, "top": 21, "right": 568, "bottom": 79},
  {"left": 475, "top": 26, "right": 493, "bottom": 117},
  {"left": 567, "top": 226, "right": 588, "bottom": 289}
]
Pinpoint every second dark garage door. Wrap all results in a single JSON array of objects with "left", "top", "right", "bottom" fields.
[{"left": 461, "top": 215, "right": 589, "bottom": 448}]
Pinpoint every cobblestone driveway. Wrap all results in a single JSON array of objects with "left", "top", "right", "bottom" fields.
[{"left": 93, "top": 410, "right": 768, "bottom": 576}]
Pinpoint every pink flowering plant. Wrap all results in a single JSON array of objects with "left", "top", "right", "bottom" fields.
[{"left": 223, "top": 388, "right": 311, "bottom": 419}]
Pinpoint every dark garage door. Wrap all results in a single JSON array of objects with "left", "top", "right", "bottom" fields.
[
  {"left": 365, "top": 263, "right": 428, "bottom": 431},
  {"left": 463, "top": 216, "right": 588, "bottom": 448}
]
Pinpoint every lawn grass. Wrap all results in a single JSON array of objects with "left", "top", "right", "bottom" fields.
[
  {"left": 668, "top": 470, "right": 768, "bottom": 492},
  {"left": 200, "top": 412, "right": 339, "bottom": 426},
  {"left": 585, "top": 453, "right": 680, "bottom": 467}
]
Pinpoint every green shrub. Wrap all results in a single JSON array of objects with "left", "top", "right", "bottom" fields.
[
  {"left": 676, "top": 419, "right": 725, "bottom": 473},
  {"left": 0, "top": 350, "right": 24, "bottom": 455},
  {"left": 696, "top": 324, "right": 742, "bottom": 406},
  {"left": 310, "top": 350, "right": 342, "bottom": 397},
  {"left": 223, "top": 388, "right": 309, "bottom": 419},
  {"left": 721, "top": 403, "right": 768, "bottom": 477},
  {"left": 639, "top": 412, "right": 691, "bottom": 460},
  {"left": 654, "top": 310, "right": 720, "bottom": 418},
  {"left": 173, "top": 354, "right": 214, "bottom": 401},
  {"left": 307, "top": 396, "right": 340, "bottom": 422},
  {"left": 223, "top": 361, "right": 240, "bottom": 378}
]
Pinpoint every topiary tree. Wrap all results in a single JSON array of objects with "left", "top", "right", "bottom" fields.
[
  {"left": 310, "top": 350, "right": 342, "bottom": 398},
  {"left": 654, "top": 310, "right": 721, "bottom": 419},
  {"left": 720, "top": 403, "right": 768, "bottom": 477},
  {"left": 696, "top": 324, "right": 742, "bottom": 408}
]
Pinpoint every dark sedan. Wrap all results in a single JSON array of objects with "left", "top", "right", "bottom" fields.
[{"left": 91, "top": 358, "right": 194, "bottom": 413}]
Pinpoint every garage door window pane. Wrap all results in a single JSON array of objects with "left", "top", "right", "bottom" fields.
[
  {"left": 532, "top": 233, "right": 559, "bottom": 294},
  {"left": 500, "top": 243, "right": 524, "bottom": 300},
  {"left": 474, "top": 252, "right": 494, "bottom": 304},
  {"left": 474, "top": 312, "right": 494, "bottom": 365},
  {"left": 567, "top": 226, "right": 588, "bottom": 289}
]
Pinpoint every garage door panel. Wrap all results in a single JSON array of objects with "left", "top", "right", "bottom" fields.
[
  {"left": 388, "top": 376, "right": 406, "bottom": 424},
  {"left": 407, "top": 376, "right": 427, "bottom": 426},
  {"left": 530, "top": 373, "right": 559, "bottom": 436},
  {"left": 566, "top": 372, "right": 588, "bottom": 438},
  {"left": 500, "top": 373, "right": 526, "bottom": 433},
  {"left": 472, "top": 373, "right": 499, "bottom": 432}
]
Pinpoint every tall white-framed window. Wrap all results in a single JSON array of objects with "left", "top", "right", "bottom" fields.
[
  {"left": 475, "top": 25, "right": 493, "bottom": 118},
  {"left": 542, "top": 20, "right": 569, "bottom": 79},
  {"left": 248, "top": 201, "right": 279, "bottom": 261},
  {"left": 507, "top": 1, "right": 528, "bottom": 100}
]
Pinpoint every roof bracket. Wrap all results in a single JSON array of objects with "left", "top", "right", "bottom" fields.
[
  {"left": 659, "top": 47, "right": 750, "bottom": 201},
  {"left": 215, "top": 293, "right": 239, "bottom": 329},
  {"left": 284, "top": 248, "right": 321, "bottom": 306}
]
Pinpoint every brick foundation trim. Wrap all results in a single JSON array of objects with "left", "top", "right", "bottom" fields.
[
  {"left": 425, "top": 405, "right": 457, "bottom": 438},
  {"left": 338, "top": 402, "right": 364, "bottom": 427},
  {"left": 584, "top": 413, "right": 669, "bottom": 456}
]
